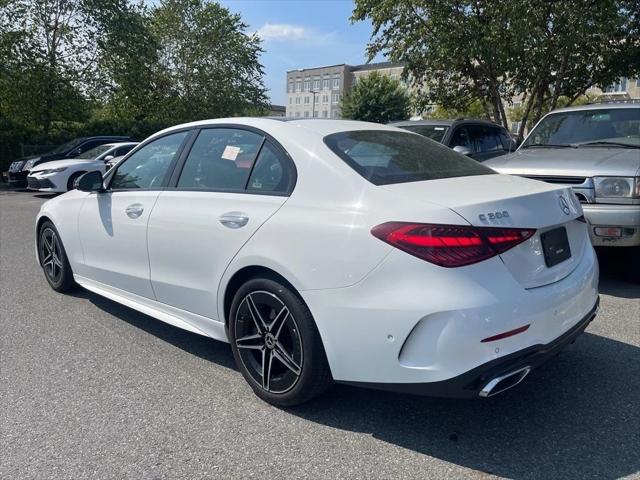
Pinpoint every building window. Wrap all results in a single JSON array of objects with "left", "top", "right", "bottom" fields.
[
  {"left": 289, "top": 97, "right": 292, "bottom": 104},
  {"left": 288, "top": 81, "right": 293, "bottom": 93},
  {"left": 332, "top": 75, "right": 340, "bottom": 89},
  {"left": 605, "top": 78, "right": 628, "bottom": 93},
  {"left": 304, "top": 78, "right": 311, "bottom": 91},
  {"left": 295, "top": 97, "right": 301, "bottom": 105},
  {"left": 332, "top": 110, "right": 340, "bottom": 118},
  {"left": 332, "top": 93, "right": 340, "bottom": 104},
  {"left": 304, "top": 111, "right": 310, "bottom": 118},
  {"left": 322, "top": 110, "right": 328, "bottom": 118},
  {"left": 296, "top": 80, "right": 302, "bottom": 92},
  {"left": 322, "top": 95, "right": 328, "bottom": 103},
  {"left": 322, "top": 77, "right": 330, "bottom": 90},
  {"left": 295, "top": 111, "right": 300, "bottom": 117},
  {"left": 313, "top": 78, "right": 320, "bottom": 90},
  {"left": 304, "top": 96, "right": 309, "bottom": 104}
]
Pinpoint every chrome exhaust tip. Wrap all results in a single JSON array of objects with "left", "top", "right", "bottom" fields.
[{"left": 479, "top": 366, "right": 531, "bottom": 398}]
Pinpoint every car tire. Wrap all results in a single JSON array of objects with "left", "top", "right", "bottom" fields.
[
  {"left": 38, "top": 221, "right": 76, "bottom": 292},
  {"left": 229, "top": 276, "right": 332, "bottom": 407},
  {"left": 66, "top": 171, "right": 86, "bottom": 191}
]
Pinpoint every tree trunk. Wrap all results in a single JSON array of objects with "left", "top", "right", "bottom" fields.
[{"left": 518, "top": 90, "right": 536, "bottom": 138}]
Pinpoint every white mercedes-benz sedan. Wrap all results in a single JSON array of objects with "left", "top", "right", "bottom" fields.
[{"left": 35, "top": 118, "right": 599, "bottom": 406}]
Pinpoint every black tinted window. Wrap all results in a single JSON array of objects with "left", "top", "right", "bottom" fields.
[
  {"left": 468, "top": 125, "right": 503, "bottom": 152},
  {"left": 177, "top": 128, "right": 263, "bottom": 190},
  {"left": 247, "top": 142, "right": 294, "bottom": 193},
  {"left": 398, "top": 125, "right": 448, "bottom": 143},
  {"left": 324, "top": 130, "right": 493, "bottom": 185},
  {"left": 111, "top": 131, "right": 188, "bottom": 189}
]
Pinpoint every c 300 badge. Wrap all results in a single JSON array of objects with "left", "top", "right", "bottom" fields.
[{"left": 478, "top": 211, "right": 509, "bottom": 221}]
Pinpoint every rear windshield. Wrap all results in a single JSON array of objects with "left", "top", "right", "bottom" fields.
[
  {"left": 324, "top": 130, "right": 494, "bottom": 185},
  {"left": 397, "top": 124, "right": 449, "bottom": 143}
]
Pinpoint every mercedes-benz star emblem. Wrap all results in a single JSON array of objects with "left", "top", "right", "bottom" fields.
[{"left": 559, "top": 196, "right": 571, "bottom": 215}]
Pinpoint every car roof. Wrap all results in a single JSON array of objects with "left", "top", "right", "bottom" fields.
[
  {"left": 150, "top": 117, "right": 402, "bottom": 141},
  {"left": 83, "top": 135, "right": 131, "bottom": 140},
  {"left": 390, "top": 118, "right": 503, "bottom": 128},
  {"left": 548, "top": 102, "right": 640, "bottom": 114}
]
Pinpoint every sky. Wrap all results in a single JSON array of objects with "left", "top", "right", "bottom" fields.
[{"left": 218, "top": 0, "right": 383, "bottom": 105}]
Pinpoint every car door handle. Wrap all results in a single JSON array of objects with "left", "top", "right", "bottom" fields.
[
  {"left": 219, "top": 212, "right": 249, "bottom": 229},
  {"left": 125, "top": 204, "right": 144, "bottom": 219}
]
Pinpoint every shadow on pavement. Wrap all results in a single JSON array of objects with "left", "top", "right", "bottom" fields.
[
  {"left": 596, "top": 248, "right": 640, "bottom": 299},
  {"left": 76, "top": 282, "right": 640, "bottom": 479},
  {"left": 290, "top": 333, "right": 640, "bottom": 479},
  {"left": 69, "top": 289, "right": 238, "bottom": 371}
]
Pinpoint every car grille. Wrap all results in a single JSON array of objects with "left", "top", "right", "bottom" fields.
[
  {"left": 522, "top": 175, "right": 587, "bottom": 185},
  {"left": 27, "top": 177, "right": 54, "bottom": 189}
]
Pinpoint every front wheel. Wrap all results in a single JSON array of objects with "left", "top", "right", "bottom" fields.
[
  {"left": 66, "top": 171, "right": 86, "bottom": 191},
  {"left": 229, "top": 277, "right": 332, "bottom": 407},
  {"left": 38, "top": 221, "right": 76, "bottom": 292}
]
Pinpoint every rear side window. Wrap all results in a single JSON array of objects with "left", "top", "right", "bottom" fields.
[
  {"left": 324, "top": 130, "right": 494, "bottom": 185},
  {"left": 247, "top": 142, "right": 294, "bottom": 193},
  {"left": 177, "top": 128, "right": 263, "bottom": 190}
]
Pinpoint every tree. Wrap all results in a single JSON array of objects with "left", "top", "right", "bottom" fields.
[
  {"left": 150, "top": 0, "right": 268, "bottom": 123},
  {"left": 341, "top": 71, "right": 411, "bottom": 123},
  {"left": 352, "top": 0, "right": 640, "bottom": 134},
  {"left": 1, "top": 0, "right": 101, "bottom": 132}
]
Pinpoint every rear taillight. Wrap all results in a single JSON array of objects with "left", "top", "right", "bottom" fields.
[{"left": 371, "top": 222, "right": 535, "bottom": 267}]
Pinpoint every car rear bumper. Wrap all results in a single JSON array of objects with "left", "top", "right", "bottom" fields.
[
  {"left": 341, "top": 297, "right": 599, "bottom": 398},
  {"left": 583, "top": 204, "right": 640, "bottom": 247},
  {"left": 302, "top": 236, "right": 599, "bottom": 390}
]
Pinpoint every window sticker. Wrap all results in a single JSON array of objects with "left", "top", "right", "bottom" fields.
[{"left": 221, "top": 145, "right": 241, "bottom": 161}]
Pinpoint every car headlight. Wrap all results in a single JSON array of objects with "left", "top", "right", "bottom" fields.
[
  {"left": 38, "top": 167, "right": 68, "bottom": 175},
  {"left": 23, "top": 159, "right": 38, "bottom": 170},
  {"left": 593, "top": 177, "right": 640, "bottom": 199}
]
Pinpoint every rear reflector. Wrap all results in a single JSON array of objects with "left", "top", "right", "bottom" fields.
[
  {"left": 481, "top": 324, "right": 531, "bottom": 343},
  {"left": 594, "top": 226, "right": 622, "bottom": 237},
  {"left": 371, "top": 222, "right": 535, "bottom": 267}
]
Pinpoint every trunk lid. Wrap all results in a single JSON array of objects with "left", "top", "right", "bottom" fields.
[{"left": 382, "top": 174, "right": 588, "bottom": 288}]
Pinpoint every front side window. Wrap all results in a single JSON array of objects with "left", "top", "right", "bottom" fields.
[
  {"left": 523, "top": 108, "right": 640, "bottom": 148},
  {"left": 468, "top": 125, "right": 502, "bottom": 153},
  {"left": 177, "top": 128, "right": 263, "bottom": 191},
  {"left": 77, "top": 144, "right": 113, "bottom": 159},
  {"left": 111, "top": 131, "right": 189, "bottom": 189},
  {"left": 324, "top": 130, "right": 493, "bottom": 186}
]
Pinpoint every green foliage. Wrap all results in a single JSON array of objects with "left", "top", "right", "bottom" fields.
[
  {"left": 341, "top": 71, "right": 411, "bottom": 123},
  {"left": 0, "top": 0, "right": 268, "bottom": 172},
  {"left": 428, "top": 100, "right": 490, "bottom": 121},
  {"left": 352, "top": 0, "right": 640, "bottom": 133}
]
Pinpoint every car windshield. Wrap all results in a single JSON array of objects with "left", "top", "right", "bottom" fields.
[
  {"left": 49, "top": 138, "right": 86, "bottom": 154},
  {"left": 397, "top": 124, "right": 449, "bottom": 143},
  {"left": 324, "top": 130, "right": 494, "bottom": 186},
  {"left": 76, "top": 144, "right": 112, "bottom": 159},
  {"left": 522, "top": 108, "right": 640, "bottom": 148}
]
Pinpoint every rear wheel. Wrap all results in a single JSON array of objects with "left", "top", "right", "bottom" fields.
[
  {"left": 229, "top": 277, "right": 332, "bottom": 406},
  {"left": 66, "top": 171, "right": 86, "bottom": 191},
  {"left": 38, "top": 221, "right": 76, "bottom": 292}
]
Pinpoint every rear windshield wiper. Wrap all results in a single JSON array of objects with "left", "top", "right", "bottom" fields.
[
  {"left": 520, "top": 143, "right": 574, "bottom": 149},
  {"left": 572, "top": 141, "right": 640, "bottom": 149}
]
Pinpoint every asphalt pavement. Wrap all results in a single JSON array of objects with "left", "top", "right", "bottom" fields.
[{"left": 1, "top": 190, "right": 639, "bottom": 480}]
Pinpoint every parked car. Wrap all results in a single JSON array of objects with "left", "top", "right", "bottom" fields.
[
  {"left": 485, "top": 102, "right": 640, "bottom": 275},
  {"left": 27, "top": 142, "right": 138, "bottom": 193},
  {"left": 7, "top": 136, "right": 132, "bottom": 188},
  {"left": 105, "top": 154, "right": 125, "bottom": 171},
  {"left": 35, "top": 118, "right": 598, "bottom": 406},
  {"left": 391, "top": 118, "right": 516, "bottom": 161}
]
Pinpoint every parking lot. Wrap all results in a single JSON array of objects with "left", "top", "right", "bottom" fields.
[{"left": 1, "top": 189, "right": 638, "bottom": 480}]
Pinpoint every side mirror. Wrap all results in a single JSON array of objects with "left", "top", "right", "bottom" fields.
[
  {"left": 452, "top": 145, "right": 472, "bottom": 156},
  {"left": 103, "top": 155, "right": 114, "bottom": 162},
  {"left": 77, "top": 170, "right": 105, "bottom": 192},
  {"left": 70, "top": 148, "right": 82, "bottom": 157}
]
